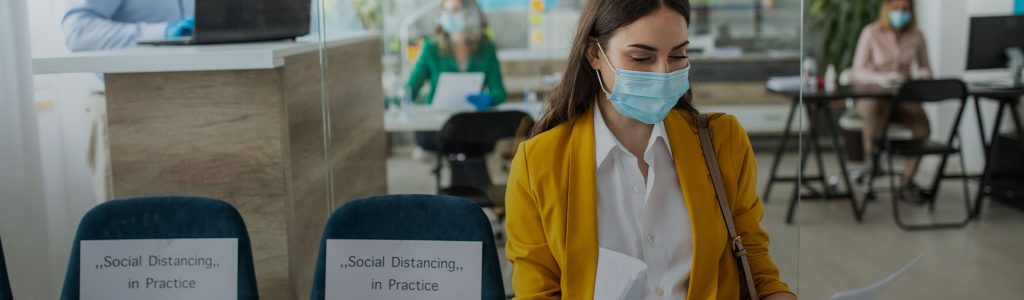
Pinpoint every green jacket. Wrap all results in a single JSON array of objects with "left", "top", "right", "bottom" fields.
[{"left": 405, "top": 37, "right": 507, "bottom": 105}]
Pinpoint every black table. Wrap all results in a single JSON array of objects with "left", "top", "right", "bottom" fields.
[
  {"left": 969, "top": 86, "right": 1024, "bottom": 218},
  {"left": 767, "top": 83, "right": 1024, "bottom": 225},
  {"left": 765, "top": 85, "right": 896, "bottom": 224}
]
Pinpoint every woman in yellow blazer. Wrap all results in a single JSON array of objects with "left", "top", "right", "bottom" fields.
[{"left": 504, "top": 0, "right": 796, "bottom": 299}]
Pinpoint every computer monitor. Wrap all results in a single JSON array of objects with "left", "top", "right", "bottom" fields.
[
  {"left": 966, "top": 15, "right": 1024, "bottom": 70},
  {"left": 195, "top": 0, "right": 311, "bottom": 44}
]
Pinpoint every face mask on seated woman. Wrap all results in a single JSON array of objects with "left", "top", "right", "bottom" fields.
[{"left": 889, "top": 10, "right": 912, "bottom": 29}]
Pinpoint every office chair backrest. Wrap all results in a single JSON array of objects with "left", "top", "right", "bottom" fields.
[
  {"left": 1, "top": 237, "right": 11, "bottom": 300},
  {"left": 439, "top": 110, "right": 534, "bottom": 156},
  {"left": 310, "top": 194, "right": 504, "bottom": 300},
  {"left": 896, "top": 79, "right": 968, "bottom": 103},
  {"left": 60, "top": 196, "right": 258, "bottom": 300}
]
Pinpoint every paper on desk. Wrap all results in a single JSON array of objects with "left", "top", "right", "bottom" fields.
[
  {"left": 830, "top": 254, "right": 923, "bottom": 300},
  {"left": 593, "top": 247, "right": 648, "bottom": 300},
  {"left": 766, "top": 76, "right": 803, "bottom": 91}
]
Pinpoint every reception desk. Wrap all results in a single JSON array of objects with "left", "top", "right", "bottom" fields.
[{"left": 34, "top": 33, "right": 388, "bottom": 299}]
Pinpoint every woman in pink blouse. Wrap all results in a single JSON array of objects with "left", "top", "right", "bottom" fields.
[{"left": 851, "top": 0, "right": 932, "bottom": 201}]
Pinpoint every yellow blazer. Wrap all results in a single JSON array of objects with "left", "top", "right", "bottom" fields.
[{"left": 505, "top": 106, "right": 792, "bottom": 299}]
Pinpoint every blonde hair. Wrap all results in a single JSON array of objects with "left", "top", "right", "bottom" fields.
[
  {"left": 434, "top": 0, "right": 489, "bottom": 56},
  {"left": 879, "top": 0, "right": 917, "bottom": 32}
]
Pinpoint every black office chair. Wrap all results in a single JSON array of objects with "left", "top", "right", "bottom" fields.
[
  {"left": 861, "top": 79, "right": 973, "bottom": 230},
  {"left": 434, "top": 111, "right": 534, "bottom": 208}
]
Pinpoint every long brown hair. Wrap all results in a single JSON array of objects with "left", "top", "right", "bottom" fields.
[
  {"left": 879, "top": 0, "right": 917, "bottom": 32},
  {"left": 532, "top": 0, "right": 694, "bottom": 136}
]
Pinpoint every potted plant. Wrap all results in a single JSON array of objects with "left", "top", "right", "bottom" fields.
[{"left": 810, "top": 0, "right": 882, "bottom": 73}]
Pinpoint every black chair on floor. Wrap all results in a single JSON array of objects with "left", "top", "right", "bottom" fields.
[
  {"left": 861, "top": 79, "right": 973, "bottom": 230},
  {"left": 1, "top": 237, "right": 11, "bottom": 300},
  {"left": 434, "top": 111, "right": 534, "bottom": 208}
]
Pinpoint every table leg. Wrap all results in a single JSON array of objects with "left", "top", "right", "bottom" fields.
[
  {"left": 821, "top": 105, "right": 862, "bottom": 222},
  {"left": 974, "top": 96, "right": 989, "bottom": 158},
  {"left": 764, "top": 99, "right": 799, "bottom": 202},
  {"left": 810, "top": 103, "right": 831, "bottom": 201},
  {"left": 1009, "top": 99, "right": 1024, "bottom": 142},
  {"left": 786, "top": 103, "right": 820, "bottom": 224},
  {"left": 974, "top": 101, "right": 1008, "bottom": 218}
]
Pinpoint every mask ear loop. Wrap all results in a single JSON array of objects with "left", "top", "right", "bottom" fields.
[{"left": 594, "top": 41, "right": 617, "bottom": 97}]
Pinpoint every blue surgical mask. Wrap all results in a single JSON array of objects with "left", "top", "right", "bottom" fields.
[
  {"left": 889, "top": 10, "right": 911, "bottom": 30},
  {"left": 439, "top": 12, "right": 466, "bottom": 33},
  {"left": 595, "top": 43, "right": 691, "bottom": 125}
]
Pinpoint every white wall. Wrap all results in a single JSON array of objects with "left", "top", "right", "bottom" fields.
[
  {"left": 0, "top": 0, "right": 63, "bottom": 298},
  {"left": 916, "top": 0, "right": 1017, "bottom": 173}
]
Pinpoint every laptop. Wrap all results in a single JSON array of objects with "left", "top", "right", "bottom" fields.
[{"left": 139, "top": 0, "right": 310, "bottom": 45}]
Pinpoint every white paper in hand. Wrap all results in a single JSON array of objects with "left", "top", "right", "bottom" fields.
[
  {"left": 431, "top": 72, "right": 484, "bottom": 111},
  {"left": 830, "top": 254, "right": 923, "bottom": 300},
  {"left": 593, "top": 247, "right": 648, "bottom": 300}
]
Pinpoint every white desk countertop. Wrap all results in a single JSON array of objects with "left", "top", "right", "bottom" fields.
[
  {"left": 385, "top": 102, "right": 545, "bottom": 132},
  {"left": 32, "top": 32, "right": 378, "bottom": 74}
]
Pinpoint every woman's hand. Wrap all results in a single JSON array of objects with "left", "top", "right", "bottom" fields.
[{"left": 764, "top": 292, "right": 798, "bottom": 300}]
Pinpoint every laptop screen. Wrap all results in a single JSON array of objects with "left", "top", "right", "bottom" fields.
[{"left": 195, "top": 0, "right": 311, "bottom": 44}]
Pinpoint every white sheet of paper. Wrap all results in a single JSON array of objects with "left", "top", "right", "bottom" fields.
[
  {"left": 593, "top": 247, "right": 648, "bottom": 300},
  {"left": 325, "top": 239, "right": 482, "bottom": 300},
  {"left": 431, "top": 72, "right": 484, "bottom": 111},
  {"left": 830, "top": 254, "right": 923, "bottom": 300},
  {"left": 80, "top": 238, "right": 238, "bottom": 300}
]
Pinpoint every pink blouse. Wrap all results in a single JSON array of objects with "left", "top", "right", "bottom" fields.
[{"left": 852, "top": 21, "right": 933, "bottom": 85}]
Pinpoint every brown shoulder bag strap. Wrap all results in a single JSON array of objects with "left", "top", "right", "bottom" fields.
[{"left": 693, "top": 112, "right": 760, "bottom": 300}]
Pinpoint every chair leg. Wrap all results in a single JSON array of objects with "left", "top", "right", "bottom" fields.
[
  {"left": 889, "top": 152, "right": 906, "bottom": 228},
  {"left": 863, "top": 149, "right": 882, "bottom": 200},
  {"left": 434, "top": 152, "right": 443, "bottom": 193},
  {"left": 894, "top": 150, "right": 973, "bottom": 230},
  {"left": 958, "top": 150, "right": 973, "bottom": 222},
  {"left": 927, "top": 153, "right": 952, "bottom": 213}
]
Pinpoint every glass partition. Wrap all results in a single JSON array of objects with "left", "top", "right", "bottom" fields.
[
  {"left": 375, "top": 0, "right": 804, "bottom": 297},
  {"left": 798, "top": 0, "right": 1024, "bottom": 298},
  {"left": 20, "top": 0, "right": 333, "bottom": 298},
  {"left": 5, "top": 0, "right": 838, "bottom": 298}
]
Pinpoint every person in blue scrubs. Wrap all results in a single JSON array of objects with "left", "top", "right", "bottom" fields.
[
  {"left": 60, "top": 0, "right": 195, "bottom": 202},
  {"left": 62, "top": 0, "right": 195, "bottom": 51}
]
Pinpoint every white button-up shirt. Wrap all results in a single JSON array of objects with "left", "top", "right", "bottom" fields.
[{"left": 594, "top": 105, "right": 693, "bottom": 299}]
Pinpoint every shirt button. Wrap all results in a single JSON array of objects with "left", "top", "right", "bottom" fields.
[
  {"left": 631, "top": 185, "right": 642, "bottom": 193},
  {"left": 656, "top": 288, "right": 664, "bottom": 297},
  {"left": 646, "top": 234, "right": 655, "bottom": 244}
]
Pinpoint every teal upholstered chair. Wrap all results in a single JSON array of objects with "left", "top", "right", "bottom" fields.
[
  {"left": 60, "top": 196, "right": 258, "bottom": 299},
  {"left": 310, "top": 194, "right": 504, "bottom": 300}
]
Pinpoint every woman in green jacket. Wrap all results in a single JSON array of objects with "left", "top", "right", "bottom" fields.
[{"left": 406, "top": 0, "right": 507, "bottom": 151}]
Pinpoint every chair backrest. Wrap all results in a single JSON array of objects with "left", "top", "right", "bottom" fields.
[
  {"left": 439, "top": 110, "right": 534, "bottom": 156},
  {"left": 310, "top": 194, "right": 504, "bottom": 300},
  {"left": 895, "top": 79, "right": 968, "bottom": 103},
  {"left": 60, "top": 196, "right": 258, "bottom": 300},
  {"left": 888, "top": 79, "right": 970, "bottom": 144},
  {"left": 1, "top": 237, "right": 11, "bottom": 300}
]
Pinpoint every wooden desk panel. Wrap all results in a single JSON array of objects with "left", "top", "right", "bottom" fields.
[{"left": 104, "top": 36, "right": 387, "bottom": 300}]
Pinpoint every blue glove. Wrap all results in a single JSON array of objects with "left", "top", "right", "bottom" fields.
[
  {"left": 467, "top": 93, "right": 492, "bottom": 111},
  {"left": 165, "top": 16, "right": 195, "bottom": 38}
]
